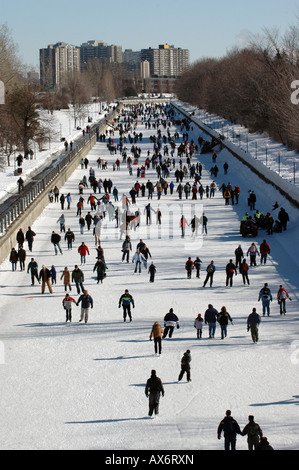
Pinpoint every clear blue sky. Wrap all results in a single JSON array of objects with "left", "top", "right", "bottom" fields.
[{"left": 2, "top": 0, "right": 299, "bottom": 69}]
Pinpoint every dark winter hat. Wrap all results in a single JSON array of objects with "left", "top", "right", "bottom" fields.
[{"left": 151, "top": 370, "right": 156, "bottom": 376}]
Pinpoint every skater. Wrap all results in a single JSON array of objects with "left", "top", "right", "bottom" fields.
[
  {"left": 225, "top": 259, "right": 237, "bottom": 287},
  {"left": 51, "top": 231, "right": 63, "bottom": 255},
  {"left": 204, "top": 304, "right": 218, "bottom": 338},
  {"left": 217, "top": 410, "right": 242, "bottom": 451},
  {"left": 260, "top": 240, "right": 271, "bottom": 265},
  {"left": 234, "top": 245, "right": 243, "bottom": 269},
  {"left": 93, "top": 258, "right": 107, "bottom": 283},
  {"left": 199, "top": 212, "right": 208, "bottom": 234},
  {"left": 179, "top": 215, "right": 188, "bottom": 238},
  {"left": 277, "top": 285, "right": 292, "bottom": 315},
  {"left": 121, "top": 235, "right": 132, "bottom": 263},
  {"left": 217, "top": 306, "right": 233, "bottom": 339},
  {"left": 145, "top": 370, "right": 164, "bottom": 417},
  {"left": 62, "top": 293, "right": 76, "bottom": 322},
  {"left": 148, "top": 262, "right": 156, "bottom": 282},
  {"left": 9, "top": 248, "right": 18, "bottom": 271},
  {"left": 25, "top": 226, "right": 36, "bottom": 252},
  {"left": 202, "top": 261, "right": 216, "bottom": 287},
  {"left": 241, "top": 415, "right": 263, "bottom": 450},
  {"left": 247, "top": 308, "right": 261, "bottom": 343},
  {"left": 258, "top": 283, "right": 273, "bottom": 316},
  {"left": 65, "top": 228, "right": 75, "bottom": 250},
  {"left": 27, "top": 257, "right": 39, "bottom": 285},
  {"left": 119, "top": 289, "right": 135, "bottom": 321},
  {"left": 132, "top": 250, "right": 147, "bottom": 274},
  {"left": 178, "top": 349, "right": 192, "bottom": 382},
  {"left": 247, "top": 243, "right": 260, "bottom": 266},
  {"left": 77, "top": 290, "right": 93, "bottom": 323},
  {"left": 162, "top": 308, "right": 179, "bottom": 338},
  {"left": 60, "top": 267, "right": 71, "bottom": 291},
  {"left": 72, "top": 265, "right": 85, "bottom": 294},
  {"left": 149, "top": 321, "right": 163, "bottom": 355},
  {"left": 194, "top": 313, "right": 203, "bottom": 338},
  {"left": 185, "top": 257, "right": 194, "bottom": 279},
  {"left": 240, "top": 259, "right": 250, "bottom": 285},
  {"left": 194, "top": 257, "right": 202, "bottom": 278},
  {"left": 50, "top": 265, "right": 57, "bottom": 284},
  {"left": 78, "top": 242, "right": 90, "bottom": 265},
  {"left": 38, "top": 265, "right": 53, "bottom": 294}
]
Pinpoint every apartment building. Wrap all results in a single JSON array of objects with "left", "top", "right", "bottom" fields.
[
  {"left": 80, "top": 40, "right": 123, "bottom": 67},
  {"left": 40, "top": 42, "right": 80, "bottom": 88},
  {"left": 141, "top": 44, "right": 189, "bottom": 77}
]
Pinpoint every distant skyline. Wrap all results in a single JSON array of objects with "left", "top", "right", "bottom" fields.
[{"left": 2, "top": 0, "right": 299, "bottom": 70}]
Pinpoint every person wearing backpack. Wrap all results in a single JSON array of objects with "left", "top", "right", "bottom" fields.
[
  {"left": 258, "top": 283, "right": 273, "bottom": 316},
  {"left": 241, "top": 415, "right": 263, "bottom": 450},
  {"left": 277, "top": 285, "right": 292, "bottom": 315},
  {"left": 217, "top": 410, "right": 242, "bottom": 450},
  {"left": 202, "top": 261, "right": 216, "bottom": 287}
]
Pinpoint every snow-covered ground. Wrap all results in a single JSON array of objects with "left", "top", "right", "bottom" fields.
[{"left": 0, "top": 101, "right": 299, "bottom": 451}]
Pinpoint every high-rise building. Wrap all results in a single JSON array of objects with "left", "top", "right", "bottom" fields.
[
  {"left": 141, "top": 44, "right": 189, "bottom": 77},
  {"left": 80, "top": 40, "right": 122, "bottom": 67},
  {"left": 40, "top": 42, "right": 80, "bottom": 88}
]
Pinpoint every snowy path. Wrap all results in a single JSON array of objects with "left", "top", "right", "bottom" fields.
[{"left": 0, "top": 104, "right": 299, "bottom": 450}]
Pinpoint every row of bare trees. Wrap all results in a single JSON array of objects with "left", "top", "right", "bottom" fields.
[{"left": 175, "top": 25, "right": 299, "bottom": 151}]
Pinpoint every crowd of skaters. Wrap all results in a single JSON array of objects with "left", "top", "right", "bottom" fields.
[{"left": 7, "top": 101, "right": 293, "bottom": 448}]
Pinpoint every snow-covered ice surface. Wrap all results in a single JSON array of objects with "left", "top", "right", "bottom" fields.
[{"left": 0, "top": 102, "right": 299, "bottom": 451}]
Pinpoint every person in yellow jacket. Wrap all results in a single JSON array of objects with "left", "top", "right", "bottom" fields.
[{"left": 149, "top": 322, "right": 163, "bottom": 356}]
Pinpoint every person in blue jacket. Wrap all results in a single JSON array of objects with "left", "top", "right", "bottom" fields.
[{"left": 77, "top": 290, "right": 93, "bottom": 323}]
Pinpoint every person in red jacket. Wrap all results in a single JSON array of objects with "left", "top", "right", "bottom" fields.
[
  {"left": 78, "top": 242, "right": 90, "bottom": 265},
  {"left": 260, "top": 240, "right": 271, "bottom": 265},
  {"left": 185, "top": 257, "right": 194, "bottom": 279}
]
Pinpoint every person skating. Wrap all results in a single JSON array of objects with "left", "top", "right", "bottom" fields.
[
  {"left": 62, "top": 293, "right": 76, "bottom": 322},
  {"left": 194, "top": 313, "right": 203, "bottom": 338},
  {"left": 119, "top": 289, "right": 135, "bottom": 321},
  {"left": 121, "top": 235, "right": 132, "bottom": 263},
  {"left": 185, "top": 257, "right": 194, "bottom": 279},
  {"left": 204, "top": 304, "right": 218, "bottom": 338},
  {"left": 277, "top": 285, "right": 292, "bottom": 315},
  {"left": 38, "top": 265, "right": 53, "bottom": 294},
  {"left": 25, "top": 226, "right": 36, "bottom": 252},
  {"left": 145, "top": 370, "right": 164, "bottom": 417},
  {"left": 77, "top": 290, "right": 93, "bottom": 323},
  {"left": 65, "top": 228, "right": 75, "bottom": 250},
  {"left": 72, "top": 265, "right": 85, "bottom": 294},
  {"left": 225, "top": 259, "right": 237, "bottom": 287},
  {"left": 247, "top": 242, "right": 260, "bottom": 266},
  {"left": 194, "top": 257, "right": 202, "bottom": 278},
  {"left": 240, "top": 258, "right": 250, "bottom": 285},
  {"left": 51, "top": 231, "right": 63, "bottom": 255},
  {"left": 234, "top": 244, "right": 244, "bottom": 269},
  {"left": 9, "top": 248, "right": 18, "bottom": 271},
  {"left": 178, "top": 349, "right": 192, "bottom": 382},
  {"left": 93, "top": 258, "right": 107, "bottom": 283},
  {"left": 258, "top": 283, "right": 273, "bottom": 316},
  {"left": 60, "top": 267, "right": 71, "bottom": 291},
  {"left": 202, "top": 260, "right": 216, "bottom": 287},
  {"left": 148, "top": 262, "right": 156, "bottom": 282},
  {"left": 17, "top": 245, "right": 26, "bottom": 271},
  {"left": 149, "top": 322, "right": 163, "bottom": 355},
  {"left": 260, "top": 240, "right": 271, "bottom": 265},
  {"left": 217, "top": 306, "right": 233, "bottom": 339},
  {"left": 162, "top": 308, "right": 179, "bottom": 338},
  {"left": 241, "top": 415, "right": 263, "bottom": 450},
  {"left": 132, "top": 250, "right": 147, "bottom": 274},
  {"left": 78, "top": 242, "right": 90, "bottom": 265},
  {"left": 217, "top": 410, "right": 242, "bottom": 451},
  {"left": 27, "top": 257, "right": 39, "bottom": 285},
  {"left": 247, "top": 308, "right": 261, "bottom": 343}
]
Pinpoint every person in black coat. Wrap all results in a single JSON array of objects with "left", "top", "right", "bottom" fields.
[
  {"left": 145, "top": 370, "right": 164, "bottom": 417},
  {"left": 204, "top": 304, "right": 218, "bottom": 338},
  {"left": 162, "top": 308, "right": 179, "bottom": 338},
  {"left": 25, "top": 227, "right": 36, "bottom": 252},
  {"left": 225, "top": 259, "right": 237, "bottom": 287},
  {"left": 278, "top": 208, "right": 289, "bottom": 231},
  {"left": 217, "top": 410, "right": 242, "bottom": 450}
]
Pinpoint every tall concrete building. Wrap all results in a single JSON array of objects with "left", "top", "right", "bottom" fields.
[
  {"left": 141, "top": 44, "right": 189, "bottom": 77},
  {"left": 80, "top": 40, "right": 122, "bottom": 67},
  {"left": 40, "top": 42, "right": 80, "bottom": 88}
]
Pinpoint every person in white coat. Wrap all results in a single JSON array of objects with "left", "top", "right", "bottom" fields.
[
  {"left": 132, "top": 250, "right": 147, "bottom": 273},
  {"left": 94, "top": 219, "right": 102, "bottom": 245},
  {"left": 194, "top": 313, "right": 203, "bottom": 338}
]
